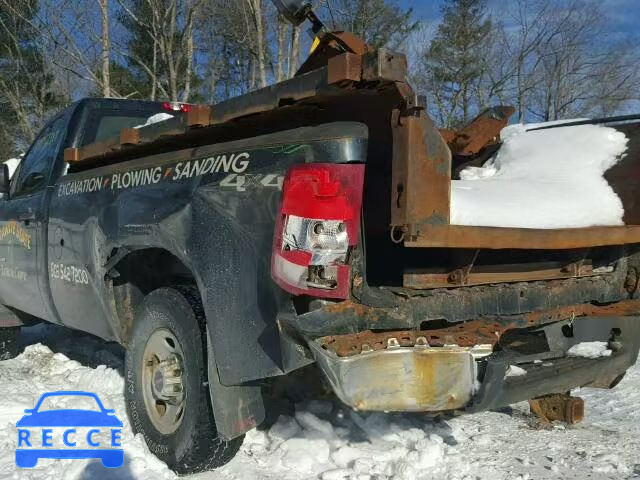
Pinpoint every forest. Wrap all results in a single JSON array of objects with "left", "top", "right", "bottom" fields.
[{"left": 0, "top": 0, "right": 638, "bottom": 158}]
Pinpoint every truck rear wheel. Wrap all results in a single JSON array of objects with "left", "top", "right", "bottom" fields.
[
  {"left": 0, "top": 326, "right": 21, "bottom": 360},
  {"left": 125, "top": 287, "right": 243, "bottom": 474}
]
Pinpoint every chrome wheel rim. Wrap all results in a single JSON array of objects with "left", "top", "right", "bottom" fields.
[{"left": 141, "top": 328, "right": 186, "bottom": 435}]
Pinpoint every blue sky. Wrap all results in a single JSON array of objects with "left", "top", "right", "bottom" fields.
[{"left": 399, "top": 0, "right": 640, "bottom": 39}]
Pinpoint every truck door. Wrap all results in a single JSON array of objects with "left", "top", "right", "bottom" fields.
[{"left": 0, "top": 113, "right": 69, "bottom": 320}]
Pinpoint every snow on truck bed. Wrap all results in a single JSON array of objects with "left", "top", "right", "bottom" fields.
[
  {"left": 1, "top": 323, "right": 639, "bottom": 480},
  {"left": 452, "top": 122, "right": 629, "bottom": 229}
]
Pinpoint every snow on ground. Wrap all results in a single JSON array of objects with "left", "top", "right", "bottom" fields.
[
  {"left": 1, "top": 323, "right": 640, "bottom": 480},
  {"left": 451, "top": 123, "right": 628, "bottom": 228}
]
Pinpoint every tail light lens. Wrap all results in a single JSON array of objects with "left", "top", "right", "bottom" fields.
[
  {"left": 162, "top": 102, "right": 192, "bottom": 112},
  {"left": 272, "top": 163, "right": 365, "bottom": 299}
]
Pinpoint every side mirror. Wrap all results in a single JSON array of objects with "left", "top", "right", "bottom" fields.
[
  {"left": 272, "top": 0, "right": 312, "bottom": 26},
  {"left": 0, "top": 163, "right": 9, "bottom": 195}
]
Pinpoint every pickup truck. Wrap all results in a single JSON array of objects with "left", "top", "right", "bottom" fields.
[{"left": 2, "top": 11, "right": 640, "bottom": 475}]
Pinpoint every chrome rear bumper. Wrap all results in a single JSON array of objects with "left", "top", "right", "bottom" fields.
[
  {"left": 309, "top": 340, "right": 491, "bottom": 411},
  {"left": 309, "top": 315, "right": 640, "bottom": 413}
]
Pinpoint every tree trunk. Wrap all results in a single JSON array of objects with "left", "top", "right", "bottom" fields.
[
  {"left": 150, "top": 40, "right": 158, "bottom": 101},
  {"left": 182, "top": 8, "right": 196, "bottom": 102},
  {"left": 289, "top": 26, "right": 300, "bottom": 78},
  {"left": 166, "top": 1, "right": 179, "bottom": 101},
  {"left": 516, "top": 56, "right": 525, "bottom": 123},
  {"left": 276, "top": 14, "right": 289, "bottom": 82},
  {"left": 99, "top": 0, "right": 111, "bottom": 97},
  {"left": 252, "top": 0, "right": 267, "bottom": 88}
]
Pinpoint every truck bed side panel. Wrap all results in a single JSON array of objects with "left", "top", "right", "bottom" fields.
[{"left": 47, "top": 122, "right": 368, "bottom": 384}]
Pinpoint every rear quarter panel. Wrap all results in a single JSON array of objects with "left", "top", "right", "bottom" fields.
[{"left": 47, "top": 122, "right": 368, "bottom": 384}]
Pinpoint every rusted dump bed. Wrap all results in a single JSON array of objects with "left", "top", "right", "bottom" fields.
[
  {"left": 67, "top": 42, "right": 640, "bottom": 262},
  {"left": 394, "top": 118, "right": 640, "bottom": 252},
  {"left": 404, "top": 225, "right": 640, "bottom": 250}
]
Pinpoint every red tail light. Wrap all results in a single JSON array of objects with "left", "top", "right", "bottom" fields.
[
  {"left": 162, "top": 102, "right": 191, "bottom": 113},
  {"left": 272, "top": 163, "right": 365, "bottom": 299}
]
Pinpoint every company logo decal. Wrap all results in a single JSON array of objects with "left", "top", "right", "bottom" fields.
[
  {"left": 15, "top": 391, "right": 124, "bottom": 468},
  {"left": 57, "top": 151, "right": 251, "bottom": 197},
  {"left": 0, "top": 221, "right": 32, "bottom": 250},
  {"left": 0, "top": 264, "right": 27, "bottom": 281},
  {"left": 49, "top": 262, "right": 90, "bottom": 285}
]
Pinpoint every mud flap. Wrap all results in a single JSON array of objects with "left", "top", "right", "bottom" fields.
[{"left": 206, "top": 327, "right": 265, "bottom": 441}]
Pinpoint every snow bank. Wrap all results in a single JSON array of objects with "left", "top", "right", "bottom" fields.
[
  {"left": 236, "top": 406, "right": 453, "bottom": 480},
  {"left": 451, "top": 123, "right": 628, "bottom": 228},
  {"left": 0, "top": 343, "right": 175, "bottom": 480},
  {"left": 567, "top": 341, "right": 612, "bottom": 359},
  {"left": 3, "top": 324, "right": 640, "bottom": 480},
  {"left": 134, "top": 113, "right": 174, "bottom": 129}
]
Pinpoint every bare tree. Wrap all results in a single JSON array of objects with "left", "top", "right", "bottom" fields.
[
  {"left": 117, "top": 0, "right": 202, "bottom": 101},
  {"left": 0, "top": 2, "right": 66, "bottom": 148},
  {"left": 499, "top": 0, "right": 554, "bottom": 122},
  {"left": 276, "top": 14, "right": 289, "bottom": 82},
  {"left": 98, "top": 0, "right": 111, "bottom": 97},
  {"left": 288, "top": 25, "right": 300, "bottom": 78},
  {"left": 321, "top": 0, "right": 417, "bottom": 48},
  {"left": 414, "top": 0, "right": 640, "bottom": 127},
  {"left": 246, "top": 0, "right": 267, "bottom": 88},
  {"left": 524, "top": 1, "right": 639, "bottom": 121},
  {"left": 0, "top": 0, "right": 120, "bottom": 97},
  {"left": 418, "top": 0, "right": 492, "bottom": 128}
]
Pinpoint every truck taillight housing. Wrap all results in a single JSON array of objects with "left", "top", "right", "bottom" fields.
[
  {"left": 162, "top": 101, "right": 192, "bottom": 112},
  {"left": 272, "top": 163, "right": 365, "bottom": 299}
]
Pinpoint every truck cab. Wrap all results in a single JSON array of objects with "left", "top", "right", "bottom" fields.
[{"left": 0, "top": 99, "right": 183, "bottom": 325}]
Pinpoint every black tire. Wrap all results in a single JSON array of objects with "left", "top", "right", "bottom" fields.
[
  {"left": 125, "top": 286, "right": 243, "bottom": 474},
  {"left": 0, "top": 326, "right": 21, "bottom": 360}
]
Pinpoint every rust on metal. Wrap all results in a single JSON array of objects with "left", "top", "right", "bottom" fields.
[
  {"left": 361, "top": 48, "right": 408, "bottom": 83},
  {"left": 296, "top": 31, "right": 368, "bottom": 76},
  {"left": 524, "top": 298, "right": 640, "bottom": 324},
  {"left": 438, "top": 129, "right": 456, "bottom": 144},
  {"left": 63, "top": 147, "right": 80, "bottom": 163},
  {"left": 444, "top": 106, "right": 515, "bottom": 156},
  {"left": 327, "top": 52, "right": 363, "bottom": 85},
  {"left": 186, "top": 104, "right": 213, "bottom": 128},
  {"left": 404, "top": 260, "right": 596, "bottom": 289},
  {"left": 120, "top": 127, "right": 140, "bottom": 146},
  {"left": 71, "top": 106, "right": 212, "bottom": 165},
  {"left": 529, "top": 393, "right": 585, "bottom": 425},
  {"left": 328, "top": 31, "right": 368, "bottom": 56},
  {"left": 319, "top": 317, "right": 535, "bottom": 357},
  {"left": 405, "top": 224, "right": 640, "bottom": 250},
  {"left": 68, "top": 45, "right": 407, "bottom": 170},
  {"left": 391, "top": 109, "right": 452, "bottom": 236},
  {"left": 319, "top": 298, "right": 640, "bottom": 357},
  {"left": 321, "top": 299, "right": 383, "bottom": 321},
  {"left": 65, "top": 137, "right": 124, "bottom": 164}
]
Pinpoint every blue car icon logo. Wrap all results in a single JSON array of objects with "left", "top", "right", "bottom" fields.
[{"left": 15, "top": 391, "right": 124, "bottom": 468}]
